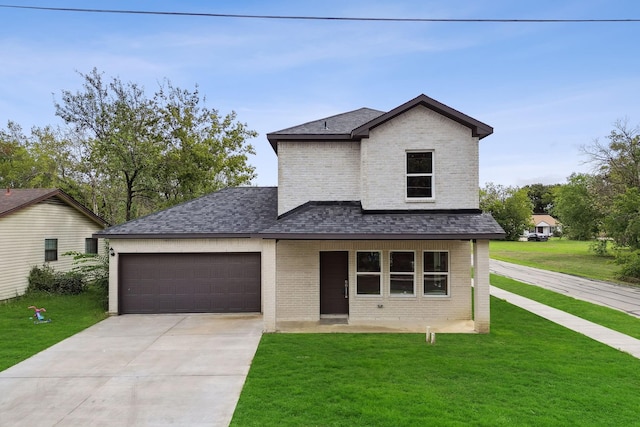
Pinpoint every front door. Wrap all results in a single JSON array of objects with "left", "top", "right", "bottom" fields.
[{"left": 320, "top": 251, "right": 349, "bottom": 315}]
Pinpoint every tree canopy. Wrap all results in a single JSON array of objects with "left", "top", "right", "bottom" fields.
[
  {"left": 1, "top": 69, "right": 257, "bottom": 224},
  {"left": 480, "top": 183, "right": 533, "bottom": 241}
]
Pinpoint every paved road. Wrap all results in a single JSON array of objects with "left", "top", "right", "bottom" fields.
[{"left": 490, "top": 259, "right": 640, "bottom": 318}]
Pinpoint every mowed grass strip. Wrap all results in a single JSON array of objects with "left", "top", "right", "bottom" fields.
[
  {"left": 232, "top": 298, "right": 640, "bottom": 426},
  {"left": 490, "top": 239, "right": 621, "bottom": 283},
  {"left": 491, "top": 274, "right": 640, "bottom": 340},
  {"left": 0, "top": 287, "right": 108, "bottom": 372}
]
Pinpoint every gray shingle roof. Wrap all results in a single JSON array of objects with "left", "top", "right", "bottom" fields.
[
  {"left": 260, "top": 201, "right": 505, "bottom": 239},
  {"left": 270, "top": 108, "right": 385, "bottom": 135},
  {"left": 96, "top": 187, "right": 278, "bottom": 237},
  {"left": 96, "top": 188, "right": 505, "bottom": 240}
]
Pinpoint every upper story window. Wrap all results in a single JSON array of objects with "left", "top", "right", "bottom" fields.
[
  {"left": 44, "top": 238, "right": 58, "bottom": 262},
  {"left": 356, "top": 251, "right": 382, "bottom": 295},
  {"left": 406, "top": 151, "right": 433, "bottom": 199},
  {"left": 85, "top": 238, "right": 98, "bottom": 255}
]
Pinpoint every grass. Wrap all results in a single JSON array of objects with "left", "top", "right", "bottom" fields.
[
  {"left": 490, "top": 239, "right": 622, "bottom": 283},
  {"left": 491, "top": 274, "right": 640, "bottom": 340},
  {"left": 232, "top": 297, "right": 640, "bottom": 426},
  {"left": 0, "top": 287, "right": 108, "bottom": 372}
]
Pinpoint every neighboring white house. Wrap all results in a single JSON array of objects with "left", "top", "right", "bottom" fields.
[
  {"left": 96, "top": 94, "right": 505, "bottom": 333},
  {"left": 529, "top": 214, "right": 561, "bottom": 236},
  {"left": 0, "top": 188, "right": 108, "bottom": 300}
]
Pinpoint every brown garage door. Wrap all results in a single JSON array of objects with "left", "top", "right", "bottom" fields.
[{"left": 119, "top": 253, "right": 261, "bottom": 314}]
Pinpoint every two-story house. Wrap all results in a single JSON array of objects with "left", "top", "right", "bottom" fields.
[{"left": 96, "top": 94, "right": 505, "bottom": 333}]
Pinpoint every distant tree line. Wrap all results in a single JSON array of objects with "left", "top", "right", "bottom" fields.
[
  {"left": 0, "top": 68, "right": 257, "bottom": 224},
  {"left": 480, "top": 119, "right": 640, "bottom": 281}
]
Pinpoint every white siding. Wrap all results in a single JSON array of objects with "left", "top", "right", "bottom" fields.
[
  {"left": 0, "top": 201, "right": 104, "bottom": 300},
  {"left": 277, "top": 140, "right": 361, "bottom": 215},
  {"left": 360, "top": 105, "right": 479, "bottom": 210}
]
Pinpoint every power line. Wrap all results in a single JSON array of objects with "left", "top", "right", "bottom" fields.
[{"left": 0, "top": 4, "right": 639, "bottom": 23}]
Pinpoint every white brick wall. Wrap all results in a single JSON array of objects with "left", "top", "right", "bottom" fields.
[
  {"left": 278, "top": 141, "right": 361, "bottom": 215},
  {"left": 275, "top": 240, "right": 472, "bottom": 325},
  {"left": 361, "top": 105, "right": 479, "bottom": 210}
]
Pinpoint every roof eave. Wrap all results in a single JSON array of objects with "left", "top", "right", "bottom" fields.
[
  {"left": 257, "top": 232, "right": 506, "bottom": 240},
  {"left": 351, "top": 94, "right": 494, "bottom": 140},
  {"left": 266, "top": 133, "right": 353, "bottom": 153},
  {"left": 92, "top": 232, "right": 256, "bottom": 239}
]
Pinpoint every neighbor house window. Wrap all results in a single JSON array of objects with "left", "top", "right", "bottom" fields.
[
  {"left": 356, "top": 251, "right": 381, "bottom": 295},
  {"left": 406, "top": 151, "right": 433, "bottom": 198},
  {"left": 423, "top": 251, "right": 449, "bottom": 296},
  {"left": 85, "top": 238, "right": 98, "bottom": 254},
  {"left": 390, "top": 251, "right": 415, "bottom": 295},
  {"left": 44, "top": 239, "right": 58, "bottom": 262}
]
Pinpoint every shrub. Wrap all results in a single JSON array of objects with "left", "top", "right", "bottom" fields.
[
  {"left": 615, "top": 250, "right": 640, "bottom": 283},
  {"left": 589, "top": 239, "right": 609, "bottom": 257},
  {"left": 27, "top": 265, "right": 87, "bottom": 295}
]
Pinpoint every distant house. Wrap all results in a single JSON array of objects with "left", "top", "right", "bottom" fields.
[
  {"left": 0, "top": 189, "right": 108, "bottom": 300},
  {"left": 530, "top": 214, "right": 560, "bottom": 236},
  {"left": 96, "top": 94, "right": 505, "bottom": 334}
]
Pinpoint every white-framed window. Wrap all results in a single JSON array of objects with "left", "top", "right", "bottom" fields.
[
  {"left": 423, "top": 251, "right": 449, "bottom": 296},
  {"left": 390, "top": 251, "right": 415, "bottom": 296},
  {"left": 406, "top": 151, "right": 434, "bottom": 199},
  {"left": 356, "top": 251, "right": 382, "bottom": 295}
]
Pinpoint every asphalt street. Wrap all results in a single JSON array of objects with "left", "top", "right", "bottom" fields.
[{"left": 490, "top": 259, "right": 640, "bottom": 318}]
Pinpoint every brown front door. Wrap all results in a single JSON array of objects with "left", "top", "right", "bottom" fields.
[{"left": 320, "top": 251, "right": 349, "bottom": 315}]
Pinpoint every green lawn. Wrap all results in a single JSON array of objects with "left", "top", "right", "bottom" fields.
[
  {"left": 491, "top": 274, "right": 640, "bottom": 339},
  {"left": 232, "top": 297, "right": 640, "bottom": 426},
  {"left": 490, "top": 239, "right": 621, "bottom": 283},
  {"left": 0, "top": 287, "right": 108, "bottom": 371}
]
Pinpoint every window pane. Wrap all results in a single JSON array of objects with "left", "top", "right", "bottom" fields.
[
  {"left": 390, "top": 274, "right": 414, "bottom": 295},
  {"left": 390, "top": 252, "right": 414, "bottom": 272},
  {"left": 407, "top": 152, "right": 432, "bottom": 174},
  {"left": 424, "top": 252, "right": 448, "bottom": 272},
  {"left": 357, "top": 274, "right": 381, "bottom": 295},
  {"left": 424, "top": 274, "right": 448, "bottom": 295},
  {"left": 85, "top": 238, "right": 98, "bottom": 254},
  {"left": 407, "top": 176, "right": 432, "bottom": 198},
  {"left": 44, "top": 239, "right": 58, "bottom": 262},
  {"left": 357, "top": 252, "right": 381, "bottom": 273}
]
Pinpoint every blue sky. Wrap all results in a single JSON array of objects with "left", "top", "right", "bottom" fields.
[{"left": 1, "top": 1, "right": 639, "bottom": 188}]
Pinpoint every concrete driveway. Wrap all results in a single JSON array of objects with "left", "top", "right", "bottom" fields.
[
  {"left": 490, "top": 259, "right": 640, "bottom": 318},
  {"left": 0, "top": 314, "right": 263, "bottom": 427}
]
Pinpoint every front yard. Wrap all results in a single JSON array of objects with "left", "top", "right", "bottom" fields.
[
  {"left": 490, "top": 239, "right": 621, "bottom": 283},
  {"left": 232, "top": 295, "right": 640, "bottom": 426}
]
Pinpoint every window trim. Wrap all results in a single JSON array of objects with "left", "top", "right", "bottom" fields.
[
  {"left": 356, "top": 250, "right": 383, "bottom": 297},
  {"left": 423, "top": 250, "right": 450, "bottom": 297},
  {"left": 389, "top": 250, "right": 416, "bottom": 297},
  {"left": 44, "top": 238, "right": 58, "bottom": 262},
  {"left": 406, "top": 150, "right": 435, "bottom": 201}
]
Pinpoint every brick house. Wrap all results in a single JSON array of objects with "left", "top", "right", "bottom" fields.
[{"left": 96, "top": 94, "right": 504, "bottom": 333}]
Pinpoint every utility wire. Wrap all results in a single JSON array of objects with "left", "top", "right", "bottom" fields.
[{"left": 0, "top": 4, "right": 639, "bottom": 23}]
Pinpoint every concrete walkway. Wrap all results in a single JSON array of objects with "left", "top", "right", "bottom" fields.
[
  {"left": 490, "top": 259, "right": 640, "bottom": 317},
  {"left": 0, "top": 314, "right": 263, "bottom": 427},
  {"left": 490, "top": 284, "right": 640, "bottom": 360}
]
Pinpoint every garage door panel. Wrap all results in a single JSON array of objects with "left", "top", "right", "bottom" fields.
[{"left": 119, "top": 253, "right": 261, "bottom": 314}]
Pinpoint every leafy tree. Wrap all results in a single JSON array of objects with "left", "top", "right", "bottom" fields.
[
  {"left": 480, "top": 183, "right": 533, "bottom": 240},
  {"left": 581, "top": 119, "right": 640, "bottom": 192},
  {"left": 54, "top": 69, "right": 257, "bottom": 223},
  {"left": 604, "top": 187, "right": 640, "bottom": 249},
  {"left": 552, "top": 173, "right": 602, "bottom": 240},
  {"left": 523, "top": 183, "right": 559, "bottom": 214}
]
